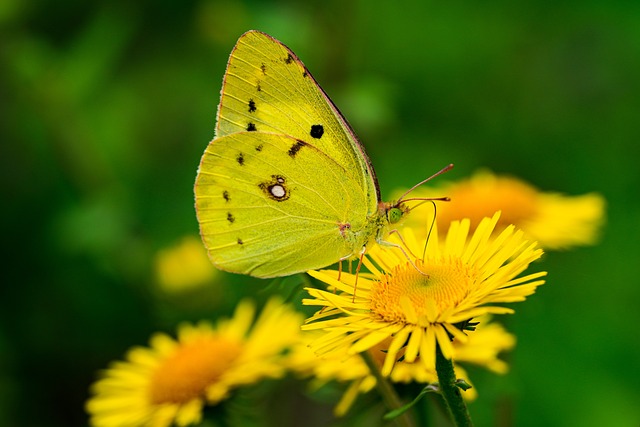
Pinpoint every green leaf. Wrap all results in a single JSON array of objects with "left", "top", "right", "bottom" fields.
[{"left": 383, "top": 384, "right": 439, "bottom": 420}]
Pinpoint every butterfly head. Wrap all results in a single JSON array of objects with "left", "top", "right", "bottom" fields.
[
  {"left": 387, "top": 203, "right": 409, "bottom": 224},
  {"left": 381, "top": 201, "right": 410, "bottom": 225},
  {"left": 381, "top": 164, "right": 455, "bottom": 228}
]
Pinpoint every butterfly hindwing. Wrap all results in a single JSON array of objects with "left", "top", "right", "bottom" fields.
[{"left": 196, "top": 132, "right": 370, "bottom": 278}]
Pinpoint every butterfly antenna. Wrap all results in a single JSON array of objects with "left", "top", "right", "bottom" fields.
[
  {"left": 422, "top": 201, "right": 438, "bottom": 261},
  {"left": 396, "top": 163, "right": 454, "bottom": 205}
]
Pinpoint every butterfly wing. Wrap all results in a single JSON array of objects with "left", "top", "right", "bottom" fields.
[
  {"left": 195, "top": 132, "right": 370, "bottom": 278},
  {"left": 195, "top": 30, "right": 390, "bottom": 277},
  {"left": 215, "top": 30, "right": 380, "bottom": 209}
]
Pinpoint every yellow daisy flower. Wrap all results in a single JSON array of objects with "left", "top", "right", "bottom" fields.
[
  {"left": 289, "top": 317, "right": 515, "bottom": 416},
  {"left": 154, "top": 235, "right": 218, "bottom": 293},
  {"left": 86, "top": 298, "right": 303, "bottom": 427},
  {"left": 402, "top": 170, "right": 606, "bottom": 250},
  {"left": 302, "top": 213, "right": 545, "bottom": 378},
  {"left": 286, "top": 331, "right": 375, "bottom": 416}
]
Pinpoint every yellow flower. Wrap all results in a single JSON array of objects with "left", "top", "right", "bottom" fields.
[
  {"left": 402, "top": 170, "right": 606, "bottom": 250},
  {"left": 289, "top": 317, "right": 515, "bottom": 416},
  {"left": 287, "top": 330, "right": 375, "bottom": 416},
  {"left": 155, "top": 236, "right": 217, "bottom": 293},
  {"left": 303, "top": 213, "right": 545, "bottom": 378},
  {"left": 86, "top": 298, "right": 303, "bottom": 427}
]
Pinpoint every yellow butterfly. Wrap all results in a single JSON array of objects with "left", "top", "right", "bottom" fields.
[{"left": 195, "top": 30, "right": 447, "bottom": 278}]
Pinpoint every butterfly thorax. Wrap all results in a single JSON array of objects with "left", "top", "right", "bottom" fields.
[{"left": 340, "top": 201, "right": 408, "bottom": 256}]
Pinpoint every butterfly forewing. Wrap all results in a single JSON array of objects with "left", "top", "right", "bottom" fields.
[{"left": 215, "top": 31, "right": 379, "bottom": 212}]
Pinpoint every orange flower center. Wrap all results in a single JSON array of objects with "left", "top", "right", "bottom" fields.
[
  {"left": 149, "top": 337, "right": 242, "bottom": 404},
  {"left": 441, "top": 175, "right": 539, "bottom": 230},
  {"left": 369, "top": 259, "right": 474, "bottom": 324}
]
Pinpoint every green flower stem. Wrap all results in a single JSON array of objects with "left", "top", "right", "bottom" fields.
[
  {"left": 361, "top": 351, "right": 416, "bottom": 427},
  {"left": 435, "top": 344, "right": 473, "bottom": 427}
]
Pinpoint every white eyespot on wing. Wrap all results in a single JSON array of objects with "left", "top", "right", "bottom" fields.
[{"left": 270, "top": 184, "right": 286, "bottom": 199}]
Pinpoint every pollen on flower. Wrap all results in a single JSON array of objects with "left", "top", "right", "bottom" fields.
[
  {"left": 369, "top": 259, "right": 474, "bottom": 325},
  {"left": 149, "top": 337, "right": 242, "bottom": 404}
]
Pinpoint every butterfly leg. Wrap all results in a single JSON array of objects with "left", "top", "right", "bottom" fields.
[
  {"left": 351, "top": 247, "right": 366, "bottom": 303},
  {"left": 337, "top": 252, "right": 358, "bottom": 279},
  {"left": 387, "top": 229, "right": 420, "bottom": 259}
]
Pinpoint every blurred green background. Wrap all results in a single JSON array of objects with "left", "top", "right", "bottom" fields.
[{"left": 1, "top": 0, "right": 638, "bottom": 426}]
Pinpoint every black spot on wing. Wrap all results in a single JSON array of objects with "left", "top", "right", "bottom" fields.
[
  {"left": 288, "top": 140, "right": 306, "bottom": 158},
  {"left": 256, "top": 82, "right": 261, "bottom": 92},
  {"left": 310, "top": 124, "right": 324, "bottom": 139},
  {"left": 248, "top": 99, "right": 256, "bottom": 113},
  {"left": 223, "top": 191, "right": 230, "bottom": 202},
  {"left": 302, "top": 70, "right": 308, "bottom": 78},
  {"left": 227, "top": 212, "right": 235, "bottom": 223},
  {"left": 237, "top": 238, "right": 243, "bottom": 245},
  {"left": 247, "top": 123, "right": 257, "bottom": 131},
  {"left": 237, "top": 153, "right": 245, "bottom": 165},
  {"left": 260, "top": 63, "right": 267, "bottom": 74},
  {"left": 285, "top": 53, "right": 294, "bottom": 64},
  {"left": 255, "top": 144, "right": 263, "bottom": 152}
]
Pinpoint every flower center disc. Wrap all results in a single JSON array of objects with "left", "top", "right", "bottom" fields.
[
  {"left": 370, "top": 259, "right": 473, "bottom": 325},
  {"left": 149, "top": 338, "right": 242, "bottom": 404}
]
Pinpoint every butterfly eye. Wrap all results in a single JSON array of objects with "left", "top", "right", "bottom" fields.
[{"left": 387, "top": 207, "right": 404, "bottom": 224}]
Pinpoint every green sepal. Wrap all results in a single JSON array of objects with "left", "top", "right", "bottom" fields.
[{"left": 455, "top": 379, "right": 473, "bottom": 391}]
